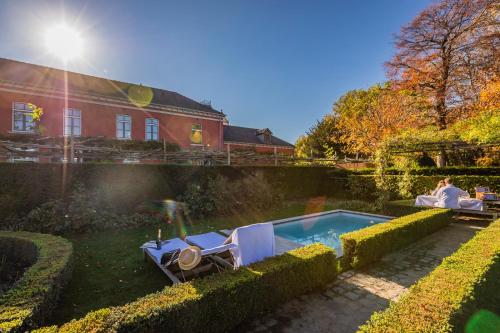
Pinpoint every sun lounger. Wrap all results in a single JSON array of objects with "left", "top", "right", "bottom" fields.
[
  {"left": 186, "top": 232, "right": 226, "bottom": 249},
  {"left": 187, "top": 223, "right": 275, "bottom": 269},
  {"left": 141, "top": 238, "right": 234, "bottom": 284},
  {"left": 141, "top": 238, "right": 190, "bottom": 284}
]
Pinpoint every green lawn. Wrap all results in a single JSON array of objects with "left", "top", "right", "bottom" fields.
[{"left": 50, "top": 199, "right": 345, "bottom": 324}]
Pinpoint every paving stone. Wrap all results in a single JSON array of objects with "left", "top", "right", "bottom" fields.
[{"left": 237, "top": 224, "right": 478, "bottom": 333}]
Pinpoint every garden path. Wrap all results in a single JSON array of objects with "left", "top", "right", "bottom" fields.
[{"left": 239, "top": 223, "right": 481, "bottom": 333}]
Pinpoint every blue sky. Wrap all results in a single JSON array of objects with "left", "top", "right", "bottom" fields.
[{"left": 0, "top": 0, "right": 433, "bottom": 143}]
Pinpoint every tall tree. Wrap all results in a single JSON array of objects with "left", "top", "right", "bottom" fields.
[
  {"left": 295, "top": 115, "right": 345, "bottom": 158},
  {"left": 334, "top": 84, "right": 425, "bottom": 155},
  {"left": 388, "top": 0, "right": 499, "bottom": 129}
]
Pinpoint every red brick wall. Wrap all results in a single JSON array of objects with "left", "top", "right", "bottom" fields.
[{"left": 0, "top": 91, "right": 223, "bottom": 150}]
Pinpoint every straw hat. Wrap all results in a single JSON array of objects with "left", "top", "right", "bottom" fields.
[{"left": 178, "top": 246, "right": 202, "bottom": 271}]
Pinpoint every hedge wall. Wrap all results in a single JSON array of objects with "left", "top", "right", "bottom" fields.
[
  {"left": 0, "top": 232, "right": 73, "bottom": 333},
  {"left": 0, "top": 164, "right": 351, "bottom": 225},
  {"left": 352, "top": 166, "right": 500, "bottom": 175},
  {"left": 34, "top": 243, "right": 336, "bottom": 333},
  {"left": 341, "top": 209, "right": 452, "bottom": 268},
  {"left": 358, "top": 218, "right": 500, "bottom": 333},
  {"left": 347, "top": 174, "right": 500, "bottom": 200}
]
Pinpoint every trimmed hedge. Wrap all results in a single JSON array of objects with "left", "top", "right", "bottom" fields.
[
  {"left": 352, "top": 166, "right": 500, "bottom": 175},
  {"left": 347, "top": 174, "right": 500, "bottom": 200},
  {"left": 34, "top": 243, "right": 336, "bottom": 333},
  {"left": 341, "top": 209, "right": 452, "bottom": 268},
  {"left": 0, "top": 232, "right": 73, "bottom": 333},
  {"left": 358, "top": 218, "right": 500, "bottom": 332},
  {"left": 0, "top": 164, "right": 351, "bottom": 225}
]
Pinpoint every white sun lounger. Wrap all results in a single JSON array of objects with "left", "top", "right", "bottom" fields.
[
  {"left": 141, "top": 238, "right": 189, "bottom": 284},
  {"left": 141, "top": 237, "right": 237, "bottom": 283},
  {"left": 186, "top": 223, "right": 275, "bottom": 269}
]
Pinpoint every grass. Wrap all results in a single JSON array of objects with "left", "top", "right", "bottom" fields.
[
  {"left": 49, "top": 198, "right": 417, "bottom": 324},
  {"left": 49, "top": 198, "right": 340, "bottom": 324}
]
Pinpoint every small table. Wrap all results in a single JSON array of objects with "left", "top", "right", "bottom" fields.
[{"left": 484, "top": 200, "right": 500, "bottom": 213}]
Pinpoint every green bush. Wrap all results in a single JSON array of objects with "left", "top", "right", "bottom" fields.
[
  {"left": 0, "top": 164, "right": 351, "bottom": 228},
  {"left": 347, "top": 174, "right": 500, "bottom": 201},
  {"left": 352, "top": 166, "right": 500, "bottom": 176},
  {"left": 341, "top": 209, "right": 452, "bottom": 268},
  {"left": 358, "top": 218, "right": 500, "bottom": 333},
  {"left": 16, "top": 183, "right": 164, "bottom": 234},
  {"left": 179, "top": 173, "right": 282, "bottom": 218},
  {"left": 34, "top": 244, "right": 336, "bottom": 333},
  {"left": 0, "top": 232, "right": 73, "bottom": 333},
  {"left": 383, "top": 200, "right": 430, "bottom": 217}
]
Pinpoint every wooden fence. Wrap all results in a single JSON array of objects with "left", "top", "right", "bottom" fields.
[{"left": 0, "top": 139, "right": 369, "bottom": 167}]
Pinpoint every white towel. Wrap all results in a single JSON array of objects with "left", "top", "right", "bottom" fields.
[
  {"left": 227, "top": 222, "right": 275, "bottom": 268},
  {"left": 415, "top": 195, "right": 438, "bottom": 207},
  {"left": 458, "top": 198, "right": 484, "bottom": 211}
]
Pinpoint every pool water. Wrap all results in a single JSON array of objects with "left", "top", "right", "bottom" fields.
[{"left": 273, "top": 211, "right": 390, "bottom": 255}]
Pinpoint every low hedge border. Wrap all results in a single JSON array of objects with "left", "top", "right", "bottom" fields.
[
  {"left": 0, "top": 232, "right": 73, "bottom": 333},
  {"left": 35, "top": 243, "right": 337, "bottom": 333},
  {"left": 352, "top": 167, "right": 500, "bottom": 175},
  {"left": 358, "top": 218, "right": 500, "bottom": 332},
  {"left": 341, "top": 209, "right": 452, "bottom": 268}
]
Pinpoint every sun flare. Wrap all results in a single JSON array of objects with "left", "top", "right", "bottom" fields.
[{"left": 44, "top": 23, "right": 84, "bottom": 62}]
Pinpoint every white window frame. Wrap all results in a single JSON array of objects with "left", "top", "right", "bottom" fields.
[
  {"left": 145, "top": 118, "right": 159, "bottom": 141},
  {"left": 116, "top": 114, "right": 132, "bottom": 140},
  {"left": 191, "top": 123, "right": 203, "bottom": 145},
  {"left": 63, "top": 108, "right": 82, "bottom": 137},
  {"left": 12, "top": 102, "right": 35, "bottom": 133}
]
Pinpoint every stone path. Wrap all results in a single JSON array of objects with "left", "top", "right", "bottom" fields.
[{"left": 238, "top": 223, "right": 481, "bottom": 333}]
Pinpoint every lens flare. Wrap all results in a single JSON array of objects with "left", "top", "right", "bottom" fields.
[
  {"left": 127, "top": 84, "right": 153, "bottom": 108},
  {"left": 44, "top": 23, "right": 84, "bottom": 62},
  {"left": 162, "top": 199, "right": 189, "bottom": 239}
]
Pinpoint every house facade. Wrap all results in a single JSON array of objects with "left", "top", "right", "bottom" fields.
[{"left": 0, "top": 58, "right": 293, "bottom": 158}]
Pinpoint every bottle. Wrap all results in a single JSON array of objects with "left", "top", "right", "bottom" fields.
[{"left": 156, "top": 228, "right": 162, "bottom": 250}]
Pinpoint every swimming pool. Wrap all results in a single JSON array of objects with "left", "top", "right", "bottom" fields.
[{"left": 273, "top": 210, "right": 391, "bottom": 256}]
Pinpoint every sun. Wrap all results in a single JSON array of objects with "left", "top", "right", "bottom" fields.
[{"left": 44, "top": 23, "right": 84, "bottom": 62}]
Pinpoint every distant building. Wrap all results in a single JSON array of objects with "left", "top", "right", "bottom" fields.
[
  {"left": 223, "top": 125, "right": 294, "bottom": 154},
  {"left": 0, "top": 58, "right": 293, "bottom": 156}
]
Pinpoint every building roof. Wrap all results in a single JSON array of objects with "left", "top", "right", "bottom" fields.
[
  {"left": 0, "top": 58, "right": 222, "bottom": 117},
  {"left": 223, "top": 125, "right": 294, "bottom": 148}
]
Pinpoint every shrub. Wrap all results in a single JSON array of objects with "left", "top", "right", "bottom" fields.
[
  {"left": 383, "top": 199, "right": 429, "bottom": 217},
  {"left": 347, "top": 174, "right": 500, "bottom": 200},
  {"left": 0, "top": 164, "right": 351, "bottom": 227},
  {"left": 341, "top": 209, "right": 452, "bottom": 268},
  {"left": 358, "top": 218, "right": 500, "bottom": 333},
  {"left": 17, "top": 184, "right": 163, "bottom": 234},
  {"left": 34, "top": 244, "right": 336, "bottom": 333},
  {"left": 179, "top": 173, "right": 282, "bottom": 218},
  {"left": 0, "top": 232, "right": 73, "bottom": 333},
  {"left": 351, "top": 166, "right": 500, "bottom": 176}
]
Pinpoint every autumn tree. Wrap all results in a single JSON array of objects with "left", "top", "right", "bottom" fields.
[
  {"left": 333, "top": 83, "right": 426, "bottom": 156},
  {"left": 388, "top": 0, "right": 499, "bottom": 129}
]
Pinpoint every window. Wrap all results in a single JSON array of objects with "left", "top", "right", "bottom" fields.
[
  {"left": 64, "top": 108, "right": 81, "bottom": 136},
  {"left": 116, "top": 114, "right": 131, "bottom": 139},
  {"left": 12, "top": 102, "right": 35, "bottom": 132},
  {"left": 191, "top": 123, "right": 202, "bottom": 144},
  {"left": 145, "top": 118, "right": 159, "bottom": 141}
]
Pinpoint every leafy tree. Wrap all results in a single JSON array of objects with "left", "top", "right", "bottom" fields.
[
  {"left": 333, "top": 83, "right": 426, "bottom": 155},
  {"left": 296, "top": 115, "right": 345, "bottom": 158},
  {"left": 388, "top": 0, "right": 498, "bottom": 129}
]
